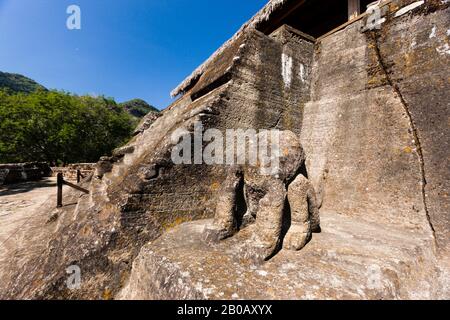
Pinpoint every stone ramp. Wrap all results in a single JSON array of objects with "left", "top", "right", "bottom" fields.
[
  {"left": 119, "top": 212, "right": 444, "bottom": 300},
  {"left": 0, "top": 178, "right": 89, "bottom": 298},
  {"left": 0, "top": 178, "right": 57, "bottom": 261}
]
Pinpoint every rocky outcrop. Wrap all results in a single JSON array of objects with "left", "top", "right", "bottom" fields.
[
  {"left": 119, "top": 215, "right": 444, "bottom": 300},
  {"left": 0, "top": 22, "right": 317, "bottom": 300},
  {"left": 1, "top": 0, "right": 448, "bottom": 300}
]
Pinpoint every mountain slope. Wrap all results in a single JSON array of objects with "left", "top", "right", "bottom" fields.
[
  {"left": 0, "top": 71, "right": 158, "bottom": 119},
  {"left": 0, "top": 71, "right": 47, "bottom": 93},
  {"left": 119, "top": 99, "right": 159, "bottom": 118}
]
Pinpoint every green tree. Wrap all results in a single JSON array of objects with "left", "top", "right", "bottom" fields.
[{"left": 0, "top": 89, "right": 136, "bottom": 164}]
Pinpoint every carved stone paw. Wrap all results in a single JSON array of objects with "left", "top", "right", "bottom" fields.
[
  {"left": 283, "top": 224, "right": 311, "bottom": 251},
  {"left": 202, "top": 226, "right": 235, "bottom": 244},
  {"left": 241, "top": 212, "right": 256, "bottom": 228},
  {"left": 238, "top": 232, "right": 280, "bottom": 263}
]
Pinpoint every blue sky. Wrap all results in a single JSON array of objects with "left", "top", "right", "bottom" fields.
[{"left": 0, "top": 0, "right": 266, "bottom": 109}]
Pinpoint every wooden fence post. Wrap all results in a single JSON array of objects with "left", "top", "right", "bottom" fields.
[
  {"left": 57, "top": 173, "right": 63, "bottom": 208},
  {"left": 56, "top": 171, "right": 89, "bottom": 208}
]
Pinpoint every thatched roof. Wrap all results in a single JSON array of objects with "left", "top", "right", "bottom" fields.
[{"left": 171, "top": 0, "right": 295, "bottom": 98}]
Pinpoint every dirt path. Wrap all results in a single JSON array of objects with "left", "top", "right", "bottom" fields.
[
  {"left": 0, "top": 177, "right": 57, "bottom": 248},
  {"left": 0, "top": 178, "right": 59, "bottom": 295},
  {"left": 0, "top": 177, "right": 86, "bottom": 296}
]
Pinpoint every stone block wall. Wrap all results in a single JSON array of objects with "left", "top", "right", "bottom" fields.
[
  {"left": 51, "top": 163, "right": 95, "bottom": 181},
  {"left": 0, "top": 162, "right": 52, "bottom": 185},
  {"left": 3, "top": 26, "right": 317, "bottom": 299}
]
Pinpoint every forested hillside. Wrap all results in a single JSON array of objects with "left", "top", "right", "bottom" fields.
[
  {"left": 0, "top": 71, "right": 47, "bottom": 94},
  {"left": 0, "top": 72, "right": 159, "bottom": 164}
]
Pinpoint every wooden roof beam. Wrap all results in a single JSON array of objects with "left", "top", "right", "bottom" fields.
[{"left": 260, "top": 0, "right": 307, "bottom": 34}]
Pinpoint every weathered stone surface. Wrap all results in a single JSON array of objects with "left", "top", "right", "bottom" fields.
[
  {"left": 373, "top": 2, "right": 450, "bottom": 253},
  {"left": 298, "top": 2, "right": 449, "bottom": 260},
  {"left": 133, "top": 110, "right": 161, "bottom": 136},
  {"left": 118, "top": 216, "right": 447, "bottom": 300},
  {"left": 285, "top": 174, "right": 319, "bottom": 251},
  {"left": 0, "top": 177, "right": 88, "bottom": 296},
  {"left": 0, "top": 0, "right": 448, "bottom": 300},
  {"left": 204, "top": 167, "right": 243, "bottom": 242},
  {"left": 0, "top": 24, "right": 318, "bottom": 299},
  {"left": 301, "top": 6, "right": 449, "bottom": 250}
]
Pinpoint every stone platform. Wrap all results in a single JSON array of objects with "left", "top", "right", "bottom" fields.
[{"left": 119, "top": 212, "right": 447, "bottom": 300}]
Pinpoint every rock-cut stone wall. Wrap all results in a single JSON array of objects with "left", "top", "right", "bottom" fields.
[
  {"left": 2, "top": 0, "right": 448, "bottom": 300},
  {"left": 1, "top": 25, "right": 316, "bottom": 299}
]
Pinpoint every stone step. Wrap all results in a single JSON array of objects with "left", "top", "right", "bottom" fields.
[{"left": 118, "top": 211, "right": 439, "bottom": 300}]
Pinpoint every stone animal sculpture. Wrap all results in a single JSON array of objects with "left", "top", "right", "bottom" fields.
[{"left": 203, "top": 130, "right": 320, "bottom": 262}]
